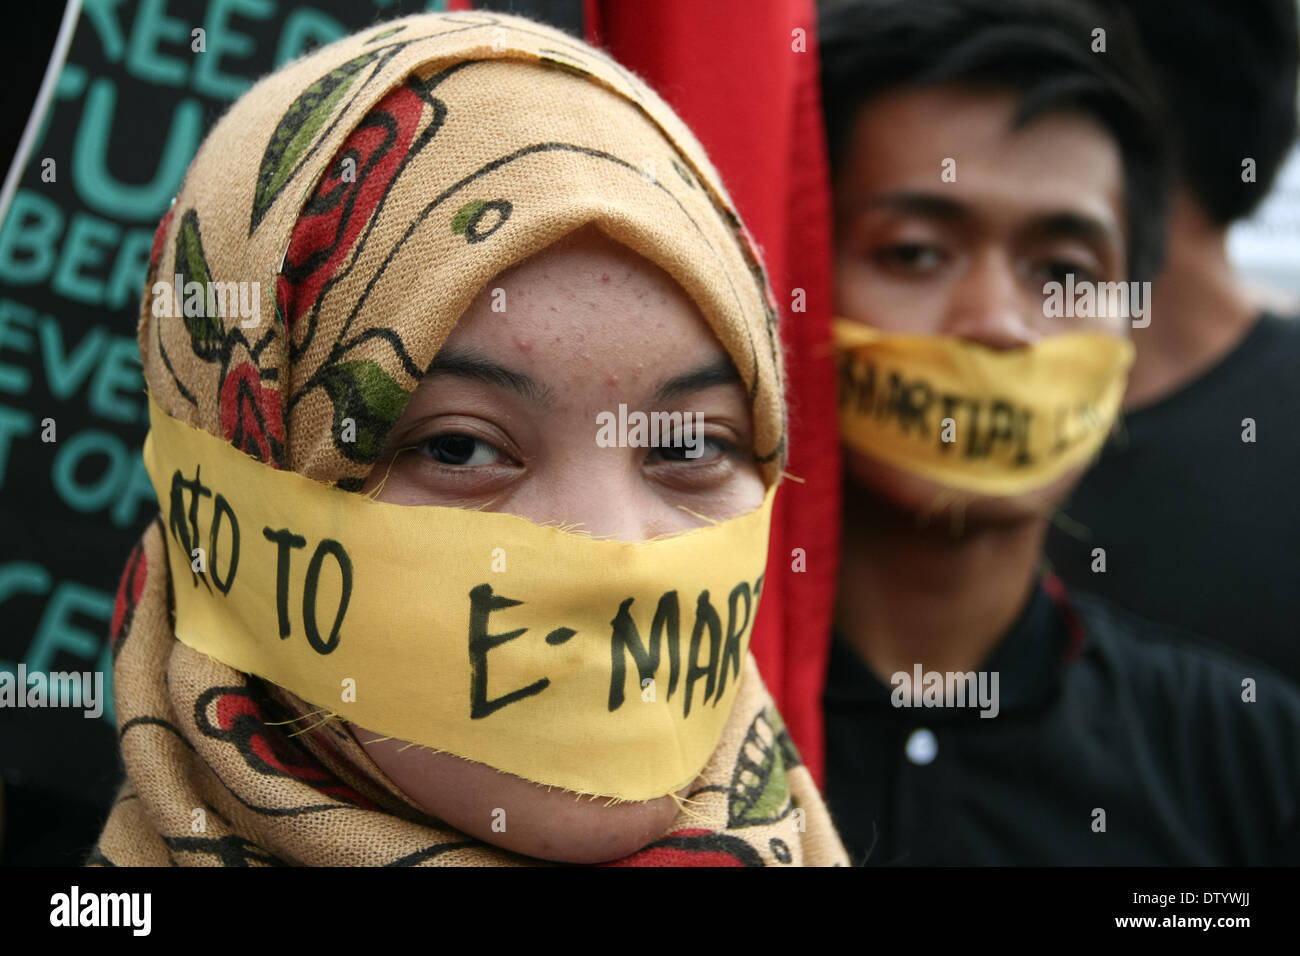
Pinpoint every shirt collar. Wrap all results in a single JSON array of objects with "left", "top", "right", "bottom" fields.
[{"left": 824, "top": 575, "right": 1073, "bottom": 718}]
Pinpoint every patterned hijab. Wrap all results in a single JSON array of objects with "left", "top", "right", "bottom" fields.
[{"left": 91, "top": 10, "right": 847, "bottom": 866}]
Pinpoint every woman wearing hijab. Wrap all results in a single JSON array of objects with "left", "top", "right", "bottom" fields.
[{"left": 90, "top": 10, "right": 847, "bottom": 867}]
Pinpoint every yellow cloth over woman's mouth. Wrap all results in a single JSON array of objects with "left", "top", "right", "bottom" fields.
[{"left": 145, "top": 394, "right": 775, "bottom": 801}]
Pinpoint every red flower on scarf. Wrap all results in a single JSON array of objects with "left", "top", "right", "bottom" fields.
[
  {"left": 199, "top": 687, "right": 378, "bottom": 811},
  {"left": 149, "top": 208, "right": 175, "bottom": 272},
  {"left": 142, "top": 207, "right": 176, "bottom": 295},
  {"left": 219, "top": 361, "right": 286, "bottom": 467},
  {"left": 110, "top": 541, "right": 147, "bottom": 656},
  {"left": 600, "top": 827, "right": 763, "bottom": 867},
  {"left": 278, "top": 81, "right": 426, "bottom": 329}
]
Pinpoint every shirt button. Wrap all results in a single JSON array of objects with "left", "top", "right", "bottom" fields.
[{"left": 905, "top": 728, "right": 938, "bottom": 765}]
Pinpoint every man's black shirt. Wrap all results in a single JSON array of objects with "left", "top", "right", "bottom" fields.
[
  {"left": 1045, "top": 312, "right": 1300, "bottom": 682},
  {"left": 823, "top": 577, "right": 1300, "bottom": 865}
]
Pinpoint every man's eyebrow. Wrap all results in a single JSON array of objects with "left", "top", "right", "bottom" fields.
[
  {"left": 847, "top": 193, "right": 1120, "bottom": 248},
  {"left": 1027, "top": 211, "right": 1120, "bottom": 248},
  {"left": 425, "top": 346, "right": 556, "bottom": 406},
  {"left": 852, "top": 191, "right": 969, "bottom": 220},
  {"left": 651, "top": 357, "right": 744, "bottom": 404}
]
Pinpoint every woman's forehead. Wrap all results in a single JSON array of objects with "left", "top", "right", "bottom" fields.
[
  {"left": 395, "top": 234, "right": 739, "bottom": 414},
  {"left": 490, "top": 226, "right": 686, "bottom": 295},
  {"left": 449, "top": 229, "right": 725, "bottom": 361}
]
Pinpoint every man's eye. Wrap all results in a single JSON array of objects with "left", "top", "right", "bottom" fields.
[
  {"left": 417, "top": 433, "right": 502, "bottom": 466},
  {"left": 874, "top": 243, "right": 944, "bottom": 273},
  {"left": 1040, "top": 261, "right": 1098, "bottom": 286}
]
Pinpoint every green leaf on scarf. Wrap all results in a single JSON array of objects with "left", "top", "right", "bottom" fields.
[
  {"left": 671, "top": 158, "right": 695, "bottom": 188},
  {"left": 251, "top": 52, "right": 379, "bottom": 233},
  {"left": 538, "top": 48, "right": 590, "bottom": 79},
  {"left": 366, "top": 25, "right": 405, "bottom": 44},
  {"left": 174, "top": 209, "right": 224, "bottom": 362},
  {"left": 727, "top": 706, "right": 803, "bottom": 828},
  {"left": 319, "top": 360, "right": 409, "bottom": 462},
  {"left": 452, "top": 200, "right": 487, "bottom": 235},
  {"left": 275, "top": 289, "right": 289, "bottom": 355}
]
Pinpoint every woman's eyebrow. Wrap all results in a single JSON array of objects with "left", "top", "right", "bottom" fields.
[
  {"left": 426, "top": 346, "right": 556, "bottom": 406},
  {"left": 651, "top": 357, "right": 742, "bottom": 404}
]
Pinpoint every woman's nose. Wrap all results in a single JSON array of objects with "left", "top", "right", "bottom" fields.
[{"left": 516, "top": 461, "right": 666, "bottom": 543}]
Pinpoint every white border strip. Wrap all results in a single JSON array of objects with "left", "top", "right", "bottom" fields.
[{"left": 0, "top": 0, "right": 83, "bottom": 230}]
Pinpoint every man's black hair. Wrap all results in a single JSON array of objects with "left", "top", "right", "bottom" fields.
[
  {"left": 817, "top": 0, "right": 1172, "bottom": 282},
  {"left": 1115, "top": 0, "right": 1298, "bottom": 225}
]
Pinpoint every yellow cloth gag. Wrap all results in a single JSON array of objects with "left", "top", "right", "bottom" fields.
[
  {"left": 145, "top": 395, "right": 775, "bottom": 801},
  {"left": 833, "top": 319, "right": 1134, "bottom": 496}
]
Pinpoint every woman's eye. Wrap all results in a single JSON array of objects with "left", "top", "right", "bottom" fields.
[
  {"left": 417, "top": 433, "right": 502, "bottom": 467},
  {"left": 651, "top": 435, "right": 732, "bottom": 463},
  {"left": 873, "top": 243, "right": 945, "bottom": 274}
]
